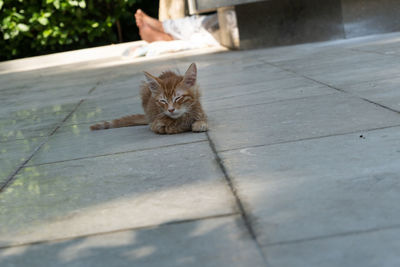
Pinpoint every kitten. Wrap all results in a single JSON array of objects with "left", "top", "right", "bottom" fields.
[{"left": 90, "top": 63, "right": 208, "bottom": 134}]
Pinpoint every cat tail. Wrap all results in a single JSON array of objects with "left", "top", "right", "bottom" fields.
[{"left": 90, "top": 114, "right": 148, "bottom": 131}]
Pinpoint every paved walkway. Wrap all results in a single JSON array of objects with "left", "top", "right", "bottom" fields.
[{"left": 1, "top": 33, "right": 400, "bottom": 266}]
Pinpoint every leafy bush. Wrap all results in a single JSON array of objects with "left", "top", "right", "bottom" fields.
[{"left": 0, "top": 0, "right": 159, "bottom": 61}]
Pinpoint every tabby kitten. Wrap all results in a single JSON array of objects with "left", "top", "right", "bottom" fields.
[{"left": 90, "top": 63, "right": 208, "bottom": 134}]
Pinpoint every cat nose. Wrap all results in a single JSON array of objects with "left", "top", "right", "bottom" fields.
[{"left": 168, "top": 108, "right": 175, "bottom": 113}]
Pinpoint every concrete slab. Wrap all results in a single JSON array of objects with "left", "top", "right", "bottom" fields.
[
  {"left": 348, "top": 34, "right": 400, "bottom": 55},
  {"left": 0, "top": 107, "right": 73, "bottom": 142},
  {"left": 202, "top": 77, "right": 335, "bottom": 112},
  {"left": 208, "top": 93, "right": 400, "bottom": 151},
  {"left": 2, "top": 31, "right": 400, "bottom": 266},
  {"left": 263, "top": 227, "right": 400, "bottom": 267},
  {"left": 0, "top": 142, "right": 235, "bottom": 246},
  {"left": 28, "top": 123, "right": 207, "bottom": 165},
  {"left": 64, "top": 95, "right": 143, "bottom": 126},
  {"left": 220, "top": 126, "right": 400, "bottom": 246},
  {"left": 0, "top": 216, "right": 265, "bottom": 267},
  {"left": 0, "top": 138, "right": 43, "bottom": 186},
  {"left": 198, "top": 63, "right": 291, "bottom": 90},
  {"left": 341, "top": 77, "right": 400, "bottom": 112},
  {"left": 271, "top": 50, "right": 400, "bottom": 87}
]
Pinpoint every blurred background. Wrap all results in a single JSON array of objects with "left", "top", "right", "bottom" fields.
[{"left": 0, "top": 0, "right": 159, "bottom": 61}]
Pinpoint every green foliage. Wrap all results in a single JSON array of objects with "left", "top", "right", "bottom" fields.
[{"left": 0, "top": 0, "right": 158, "bottom": 61}]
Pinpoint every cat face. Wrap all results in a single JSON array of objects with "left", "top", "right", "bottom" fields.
[
  {"left": 144, "top": 63, "right": 198, "bottom": 119},
  {"left": 156, "top": 90, "right": 192, "bottom": 118}
]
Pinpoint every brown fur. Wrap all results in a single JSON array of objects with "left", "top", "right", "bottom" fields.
[{"left": 90, "top": 63, "right": 207, "bottom": 134}]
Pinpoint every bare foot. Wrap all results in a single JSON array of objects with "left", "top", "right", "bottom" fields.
[
  {"left": 136, "top": 9, "right": 164, "bottom": 32},
  {"left": 139, "top": 23, "right": 173, "bottom": 43},
  {"left": 135, "top": 9, "right": 144, "bottom": 27}
]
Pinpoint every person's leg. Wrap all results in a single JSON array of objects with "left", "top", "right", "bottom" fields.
[
  {"left": 135, "top": 9, "right": 173, "bottom": 42},
  {"left": 135, "top": 9, "right": 164, "bottom": 33},
  {"left": 139, "top": 23, "right": 173, "bottom": 42}
]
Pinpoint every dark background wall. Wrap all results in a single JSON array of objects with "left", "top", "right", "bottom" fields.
[{"left": 235, "top": 0, "right": 400, "bottom": 49}]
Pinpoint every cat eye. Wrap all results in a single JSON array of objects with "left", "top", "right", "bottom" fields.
[
  {"left": 159, "top": 99, "right": 168, "bottom": 104},
  {"left": 173, "top": 96, "right": 182, "bottom": 103}
]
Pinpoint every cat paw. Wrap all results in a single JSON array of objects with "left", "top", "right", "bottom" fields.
[
  {"left": 150, "top": 121, "right": 166, "bottom": 134},
  {"left": 165, "top": 126, "right": 181, "bottom": 134},
  {"left": 192, "top": 121, "right": 208, "bottom": 132}
]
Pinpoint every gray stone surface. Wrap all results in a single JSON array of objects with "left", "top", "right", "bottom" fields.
[
  {"left": 0, "top": 138, "right": 43, "bottom": 186},
  {"left": 203, "top": 77, "right": 334, "bottom": 112},
  {"left": 341, "top": 77, "right": 400, "bottom": 112},
  {"left": 0, "top": 142, "right": 235, "bottom": 246},
  {"left": 221, "top": 126, "right": 400, "bottom": 246},
  {"left": 208, "top": 93, "right": 400, "bottom": 151},
  {"left": 2, "top": 32, "right": 400, "bottom": 266},
  {"left": 28, "top": 123, "right": 207, "bottom": 165},
  {"left": 64, "top": 95, "right": 143, "bottom": 126},
  {"left": 0, "top": 109, "right": 70, "bottom": 142},
  {"left": 0, "top": 216, "right": 265, "bottom": 267},
  {"left": 263, "top": 227, "right": 400, "bottom": 267}
]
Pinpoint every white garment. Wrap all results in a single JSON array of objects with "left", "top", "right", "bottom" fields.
[
  {"left": 162, "top": 15, "right": 219, "bottom": 46},
  {"left": 126, "top": 14, "right": 221, "bottom": 58}
]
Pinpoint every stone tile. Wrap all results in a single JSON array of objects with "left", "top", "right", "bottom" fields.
[
  {"left": 309, "top": 61, "right": 400, "bottom": 87},
  {"left": 271, "top": 48, "right": 379, "bottom": 74},
  {"left": 202, "top": 77, "right": 334, "bottom": 111},
  {"left": 0, "top": 142, "right": 235, "bottom": 246},
  {"left": 220, "top": 126, "right": 400, "bottom": 246},
  {"left": 351, "top": 37, "right": 400, "bottom": 55},
  {"left": 0, "top": 216, "right": 265, "bottom": 267},
  {"left": 87, "top": 73, "right": 144, "bottom": 100},
  {"left": 342, "top": 77, "right": 400, "bottom": 112},
  {"left": 270, "top": 46, "right": 400, "bottom": 87},
  {"left": 0, "top": 105, "right": 74, "bottom": 142},
  {"left": 264, "top": 227, "right": 400, "bottom": 267},
  {"left": 28, "top": 123, "right": 207, "bottom": 165},
  {"left": 65, "top": 95, "right": 143, "bottom": 126},
  {"left": 0, "top": 138, "right": 43, "bottom": 186},
  {"left": 208, "top": 93, "right": 400, "bottom": 151},
  {"left": 198, "top": 61, "right": 291, "bottom": 90}
]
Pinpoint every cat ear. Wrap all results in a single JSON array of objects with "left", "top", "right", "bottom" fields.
[
  {"left": 144, "top": 71, "right": 161, "bottom": 95},
  {"left": 182, "top": 63, "right": 197, "bottom": 89}
]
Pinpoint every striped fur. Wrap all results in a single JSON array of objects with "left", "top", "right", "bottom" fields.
[{"left": 90, "top": 114, "right": 147, "bottom": 130}]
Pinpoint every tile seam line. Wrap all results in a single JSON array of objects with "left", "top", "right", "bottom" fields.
[
  {"left": 262, "top": 60, "right": 347, "bottom": 93},
  {"left": 263, "top": 59, "right": 400, "bottom": 115},
  {"left": 0, "top": 99, "right": 85, "bottom": 193},
  {"left": 264, "top": 223, "right": 400, "bottom": 248},
  {"left": 0, "top": 212, "right": 239, "bottom": 250},
  {"left": 24, "top": 139, "right": 208, "bottom": 167},
  {"left": 216, "top": 123, "right": 400, "bottom": 153},
  {"left": 205, "top": 132, "right": 269, "bottom": 265},
  {"left": 348, "top": 47, "right": 400, "bottom": 58},
  {"left": 207, "top": 92, "right": 338, "bottom": 113},
  {"left": 0, "top": 81, "right": 103, "bottom": 143}
]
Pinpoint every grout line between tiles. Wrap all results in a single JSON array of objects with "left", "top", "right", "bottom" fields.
[
  {"left": 0, "top": 212, "right": 239, "bottom": 250},
  {"left": 207, "top": 92, "right": 337, "bottom": 113},
  {"left": 348, "top": 47, "right": 400, "bottom": 58},
  {"left": 24, "top": 139, "right": 208, "bottom": 167},
  {"left": 264, "top": 223, "right": 400, "bottom": 248},
  {"left": 205, "top": 132, "right": 269, "bottom": 265},
  {"left": 0, "top": 100, "right": 85, "bottom": 193},
  {"left": 217, "top": 123, "right": 400, "bottom": 154},
  {"left": 263, "top": 59, "right": 400, "bottom": 115}
]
